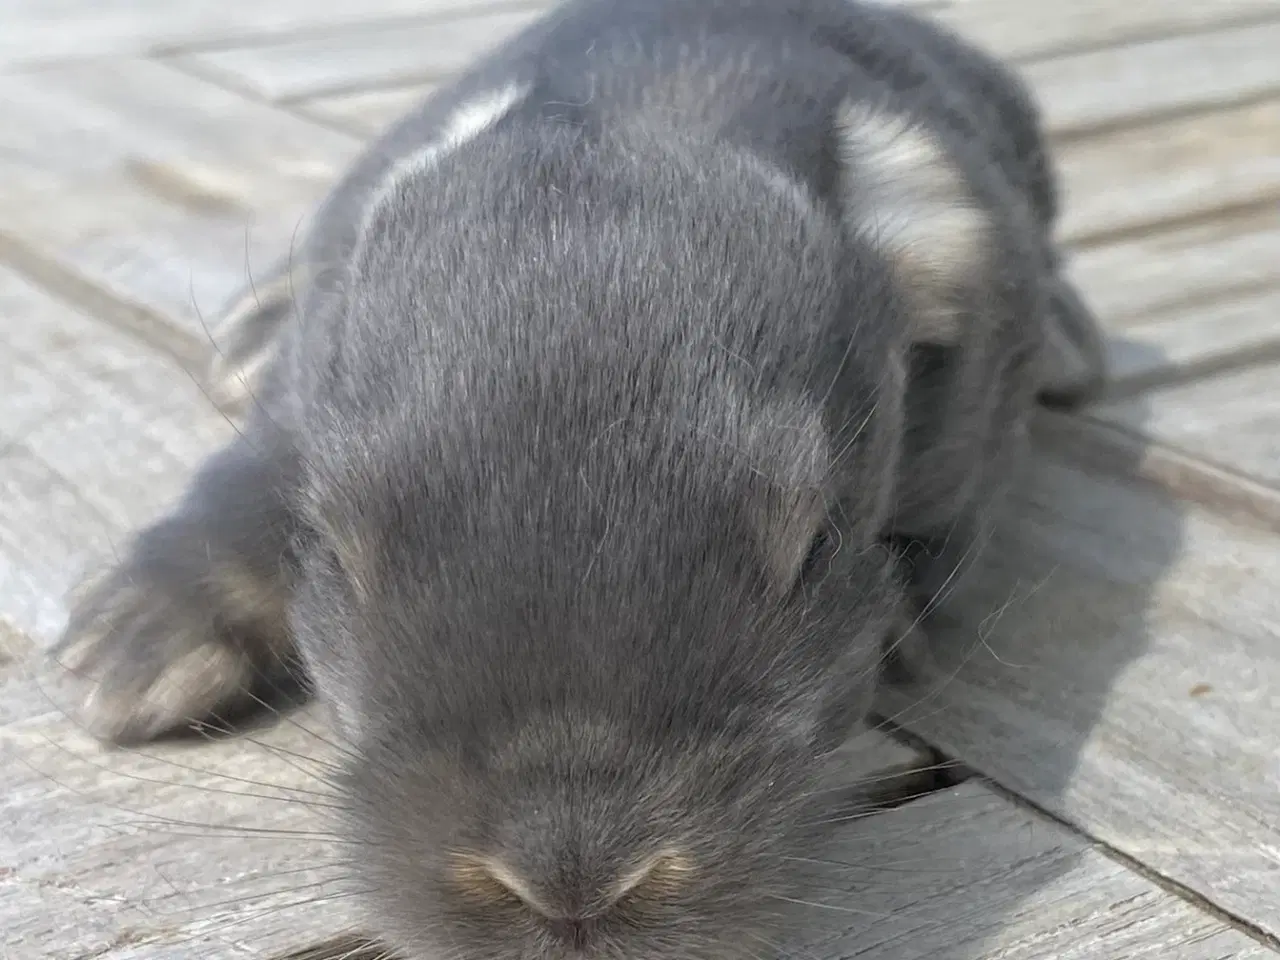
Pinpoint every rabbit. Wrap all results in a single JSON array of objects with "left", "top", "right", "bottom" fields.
[{"left": 53, "top": 0, "right": 1106, "bottom": 956}]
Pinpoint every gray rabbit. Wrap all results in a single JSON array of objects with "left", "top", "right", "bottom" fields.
[{"left": 55, "top": 0, "right": 1106, "bottom": 956}]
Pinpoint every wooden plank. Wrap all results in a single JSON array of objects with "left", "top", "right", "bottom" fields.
[
  {"left": 0, "top": 267, "right": 233, "bottom": 652},
  {"left": 0, "top": 0, "right": 550, "bottom": 70},
  {"left": 298, "top": 84, "right": 437, "bottom": 135},
  {"left": 1060, "top": 206, "right": 1280, "bottom": 393},
  {"left": 1024, "top": 22, "right": 1280, "bottom": 137},
  {"left": 176, "top": 0, "right": 939, "bottom": 104},
  {"left": 811, "top": 783, "right": 1272, "bottom": 960},
  {"left": 1102, "top": 288, "right": 1280, "bottom": 396},
  {"left": 1, "top": 704, "right": 361, "bottom": 959},
  {"left": 1066, "top": 208, "right": 1280, "bottom": 327},
  {"left": 1057, "top": 98, "right": 1280, "bottom": 245},
  {"left": 876, "top": 421, "right": 1280, "bottom": 941},
  {"left": 190, "top": 13, "right": 1280, "bottom": 137},
  {"left": 1097, "top": 363, "right": 1280, "bottom": 488},
  {"left": 174, "top": 8, "right": 546, "bottom": 102},
  {"left": 935, "top": 0, "right": 1280, "bottom": 63},
  {"left": 0, "top": 60, "right": 360, "bottom": 348}
]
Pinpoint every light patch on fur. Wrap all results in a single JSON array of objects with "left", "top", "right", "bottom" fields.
[
  {"left": 449, "top": 853, "right": 553, "bottom": 915},
  {"left": 610, "top": 850, "right": 696, "bottom": 903},
  {"left": 735, "top": 151, "right": 819, "bottom": 218},
  {"left": 86, "top": 642, "right": 249, "bottom": 743},
  {"left": 835, "top": 101, "right": 988, "bottom": 346},
  {"left": 361, "top": 83, "right": 530, "bottom": 231}
]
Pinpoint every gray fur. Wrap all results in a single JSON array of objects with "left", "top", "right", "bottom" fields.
[{"left": 55, "top": 1, "right": 1106, "bottom": 956}]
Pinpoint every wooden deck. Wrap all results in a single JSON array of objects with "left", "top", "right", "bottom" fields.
[{"left": 1, "top": 0, "right": 1278, "bottom": 957}]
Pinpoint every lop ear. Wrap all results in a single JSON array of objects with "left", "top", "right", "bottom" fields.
[{"left": 833, "top": 100, "right": 989, "bottom": 348}]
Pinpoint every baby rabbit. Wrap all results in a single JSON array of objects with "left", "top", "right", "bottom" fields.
[{"left": 55, "top": 0, "right": 1106, "bottom": 956}]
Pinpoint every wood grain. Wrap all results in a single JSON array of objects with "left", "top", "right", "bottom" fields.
[
  {"left": 935, "top": 0, "right": 1280, "bottom": 63},
  {"left": 1097, "top": 364, "right": 1280, "bottom": 488},
  {"left": 1096, "top": 286, "right": 1280, "bottom": 397},
  {"left": 814, "top": 783, "right": 1273, "bottom": 960},
  {"left": 1025, "top": 22, "right": 1280, "bottom": 137},
  {"left": 1057, "top": 98, "right": 1280, "bottom": 245},
  {"left": 876, "top": 425, "right": 1280, "bottom": 941},
  {"left": 1066, "top": 207, "right": 1280, "bottom": 326},
  {"left": 0, "top": 0, "right": 550, "bottom": 70},
  {"left": 174, "top": 8, "right": 546, "bottom": 102},
  {"left": 0, "top": 703, "right": 360, "bottom": 959},
  {"left": 0, "top": 60, "right": 360, "bottom": 346},
  {"left": 1061, "top": 209, "right": 1280, "bottom": 395},
  {"left": 298, "top": 84, "right": 437, "bottom": 135},
  {"left": 0, "top": 267, "right": 233, "bottom": 651}
]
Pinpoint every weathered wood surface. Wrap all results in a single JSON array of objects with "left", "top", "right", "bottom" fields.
[
  {"left": 3, "top": 0, "right": 1280, "bottom": 955},
  {"left": 1023, "top": 22, "right": 1280, "bottom": 137},
  {"left": 1, "top": 703, "right": 361, "bottom": 959},
  {"left": 0, "top": 0, "right": 550, "bottom": 70},
  {"left": 1098, "top": 364, "right": 1280, "bottom": 487},
  {"left": 877, "top": 417, "right": 1280, "bottom": 942},
  {"left": 813, "top": 783, "right": 1273, "bottom": 960},
  {"left": 0, "top": 43, "right": 456, "bottom": 353},
  {"left": 932, "top": 0, "right": 1280, "bottom": 63},
  {"left": 174, "top": 9, "right": 547, "bottom": 102},
  {"left": 0, "top": 60, "right": 361, "bottom": 356},
  {"left": 299, "top": 85, "right": 439, "bottom": 136},
  {"left": 1056, "top": 99, "right": 1280, "bottom": 245}
]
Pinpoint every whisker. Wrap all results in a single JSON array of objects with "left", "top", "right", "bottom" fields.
[{"left": 766, "top": 893, "right": 889, "bottom": 920}]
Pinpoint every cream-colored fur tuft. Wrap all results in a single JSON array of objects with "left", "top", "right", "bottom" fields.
[{"left": 835, "top": 101, "right": 988, "bottom": 346}]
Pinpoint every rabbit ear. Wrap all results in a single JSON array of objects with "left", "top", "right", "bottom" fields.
[
  {"left": 1039, "top": 273, "right": 1110, "bottom": 408},
  {"left": 833, "top": 100, "right": 989, "bottom": 349}
]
